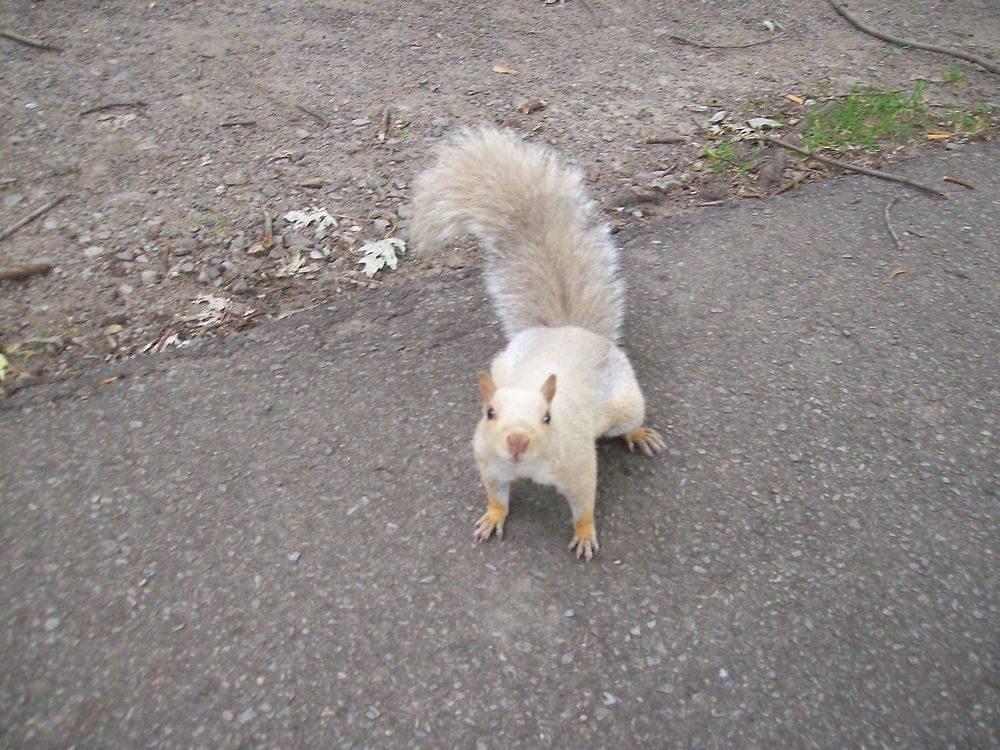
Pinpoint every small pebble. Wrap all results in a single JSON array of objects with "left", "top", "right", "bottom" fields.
[
  {"left": 101, "top": 311, "right": 127, "bottom": 327},
  {"left": 174, "top": 237, "right": 197, "bottom": 256}
]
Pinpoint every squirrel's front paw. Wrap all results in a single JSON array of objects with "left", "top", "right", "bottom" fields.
[
  {"left": 569, "top": 516, "right": 599, "bottom": 561},
  {"left": 624, "top": 426, "right": 667, "bottom": 457},
  {"left": 474, "top": 505, "right": 507, "bottom": 542}
]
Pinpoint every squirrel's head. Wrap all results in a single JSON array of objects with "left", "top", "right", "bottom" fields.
[{"left": 477, "top": 371, "right": 556, "bottom": 466}]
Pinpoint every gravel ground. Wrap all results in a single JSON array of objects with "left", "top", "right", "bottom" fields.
[{"left": 1, "top": 0, "right": 997, "bottom": 391}]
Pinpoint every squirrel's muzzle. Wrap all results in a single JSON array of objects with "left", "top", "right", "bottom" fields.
[{"left": 506, "top": 433, "right": 530, "bottom": 461}]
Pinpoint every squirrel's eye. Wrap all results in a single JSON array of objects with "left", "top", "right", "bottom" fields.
[
  {"left": 543, "top": 412, "right": 551, "bottom": 424},
  {"left": 486, "top": 407, "right": 496, "bottom": 420}
]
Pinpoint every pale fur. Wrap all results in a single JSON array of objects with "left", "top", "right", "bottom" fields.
[
  {"left": 411, "top": 127, "right": 661, "bottom": 559},
  {"left": 411, "top": 127, "right": 624, "bottom": 342}
]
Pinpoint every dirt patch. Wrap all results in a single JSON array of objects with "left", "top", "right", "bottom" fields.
[{"left": 1, "top": 0, "right": 997, "bottom": 392}]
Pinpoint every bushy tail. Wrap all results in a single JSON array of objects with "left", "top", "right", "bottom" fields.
[{"left": 411, "top": 127, "right": 624, "bottom": 342}]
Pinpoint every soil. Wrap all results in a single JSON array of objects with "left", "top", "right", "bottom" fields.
[{"left": 1, "top": 0, "right": 997, "bottom": 392}]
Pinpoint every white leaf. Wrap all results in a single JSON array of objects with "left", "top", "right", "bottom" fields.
[
  {"left": 358, "top": 237, "right": 406, "bottom": 278},
  {"left": 188, "top": 295, "right": 232, "bottom": 326},
  {"left": 283, "top": 207, "right": 338, "bottom": 233},
  {"left": 747, "top": 117, "right": 782, "bottom": 129},
  {"left": 708, "top": 110, "right": 727, "bottom": 124}
]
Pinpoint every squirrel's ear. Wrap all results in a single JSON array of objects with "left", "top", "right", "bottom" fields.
[
  {"left": 477, "top": 371, "right": 496, "bottom": 404},
  {"left": 540, "top": 373, "right": 557, "bottom": 403}
]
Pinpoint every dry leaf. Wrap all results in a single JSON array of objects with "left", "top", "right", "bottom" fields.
[
  {"left": 519, "top": 99, "right": 547, "bottom": 114},
  {"left": 785, "top": 94, "right": 804, "bottom": 105},
  {"left": 492, "top": 65, "right": 520, "bottom": 75},
  {"left": 888, "top": 265, "right": 908, "bottom": 280},
  {"left": 103, "top": 324, "right": 124, "bottom": 336}
]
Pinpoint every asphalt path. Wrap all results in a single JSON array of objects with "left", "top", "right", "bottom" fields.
[{"left": 2, "top": 143, "right": 997, "bottom": 748}]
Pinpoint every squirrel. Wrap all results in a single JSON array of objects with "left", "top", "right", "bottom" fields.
[{"left": 412, "top": 126, "right": 665, "bottom": 560}]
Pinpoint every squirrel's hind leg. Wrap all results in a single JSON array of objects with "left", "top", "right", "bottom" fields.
[{"left": 600, "top": 372, "right": 667, "bottom": 457}]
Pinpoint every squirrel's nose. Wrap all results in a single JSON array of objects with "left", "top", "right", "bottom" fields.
[{"left": 506, "top": 433, "right": 529, "bottom": 460}]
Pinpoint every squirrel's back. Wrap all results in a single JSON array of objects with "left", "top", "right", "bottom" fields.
[{"left": 411, "top": 127, "right": 624, "bottom": 342}]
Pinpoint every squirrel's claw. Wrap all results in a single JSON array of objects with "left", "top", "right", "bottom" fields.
[
  {"left": 568, "top": 533, "right": 599, "bottom": 561},
  {"left": 474, "top": 511, "right": 505, "bottom": 542},
  {"left": 624, "top": 427, "right": 667, "bottom": 457}
]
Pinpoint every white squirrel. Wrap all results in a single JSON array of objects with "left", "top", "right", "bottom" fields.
[{"left": 412, "top": 127, "right": 664, "bottom": 560}]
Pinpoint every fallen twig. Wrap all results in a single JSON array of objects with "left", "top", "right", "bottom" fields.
[
  {"left": 79, "top": 101, "right": 148, "bottom": 117},
  {"left": 0, "top": 262, "right": 53, "bottom": 281},
  {"left": 670, "top": 32, "right": 785, "bottom": 50},
  {"left": 0, "top": 28, "right": 61, "bottom": 52},
  {"left": 296, "top": 104, "right": 328, "bottom": 128},
  {"left": 772, "top": 172, "right": 810, "bottom": 196},
  {"left": 0, "top": 194, "right": 69, "bottom": 243},
  {"left": 645, "top": 134, "right": 686, "bottom": 144},
  {"left": 884, "top": 197, "right": 903, "bottom": 250},
  {"left": 829, "top": 1, "right": 999, "bottom": 75},
  {"left": 763, "top": 137, "right": 948, "bottom": 197},
  {"left": 943, "top": 175, "right": 976, "bottom": 190},
  {"left": 220, "top": 119, "right": 256, "bottom": 128},
  {"left": 377, "top": 109, "right": 391, "bottom": 142}
]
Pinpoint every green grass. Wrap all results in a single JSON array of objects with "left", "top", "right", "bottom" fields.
[
  {"left": 803, "top": 82, "right": 931, "bottom": 152},
  {"left": 941, "top": 67, "right": 966, "bottom": 88},
  {"left": 949, "top": 104, "right": 990, "bottom": 135},
  {"left": 703, "top": 139, "right": 758, "bottom": 175}
]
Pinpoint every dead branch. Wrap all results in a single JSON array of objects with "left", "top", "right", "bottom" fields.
[
  {"left": 0, "top": 262, "right": 53, "bottom": 281},
  {"left": 763, "top": 137, "right": 948, "bottom": 197},
  {"left": 220, "top": 120, "right": 256, "bottom": 128},
  {"left": 0, "top": 28, "right": 61, "bottom": 52},
  {"left": 829, "top": 1, "right": 999, "bottom": 75},
  {"left": 670, "top": 31, "right": 785, "bottom": 50},
  {"left": 0, "top": 194, "right": 69, "bottom": 243}
]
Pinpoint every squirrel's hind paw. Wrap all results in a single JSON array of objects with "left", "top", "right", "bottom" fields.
[{"left": 624, "top": 426, "right": 667, "bottom": 457}]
